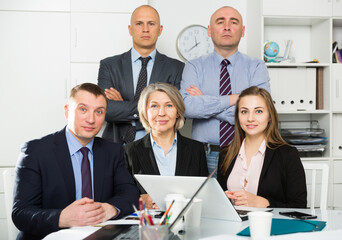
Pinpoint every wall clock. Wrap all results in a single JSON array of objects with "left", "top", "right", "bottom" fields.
[{"left": 176, "top": 25, "right": 214, "bottom": 61}]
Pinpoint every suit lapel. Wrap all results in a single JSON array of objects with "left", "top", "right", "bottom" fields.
[
  {"left": 141, "top": 135, "right": 160, "bottom": 174},
  {"left": 122, "top": 50, "right": 135, "bottom": 100},
  {"left": 258, "top": 147, "right": 274, "bottom": 187},
  {"left": 150, "top": 51, "right": 165, "bottom": 84},
  {"left": 175, "top": 133, "right": 190, "bottom": 175},
  {"left": 92, "top": 138, "right": 105, "bottom": 201},
  {"left": 53, "top": 128, "right": 76, "bottom": 203}
]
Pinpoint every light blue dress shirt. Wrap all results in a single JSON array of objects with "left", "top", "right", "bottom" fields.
[
  {"left": 180, "top": 50, "right": 270, "bottom": 145},
  {"left": 131, "top": 47, "right": 157, "bottom": 141},
  {"left": 65, "top": 127, "right": 94, "bottom": 200},
  {"left": 150, "top": 132, "right": 178, "bottom": 176}
]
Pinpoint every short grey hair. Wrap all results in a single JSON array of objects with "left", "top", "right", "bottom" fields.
[{"left": 138, "top": 83, "right": 185, "bottom": 133}]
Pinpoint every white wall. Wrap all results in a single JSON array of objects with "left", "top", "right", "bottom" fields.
[
  {"left": 0, "top": 1, "right": 249, "bottom": 238},
  {"left": 150, "top": 0, "right": 248, "bottom": 59}
]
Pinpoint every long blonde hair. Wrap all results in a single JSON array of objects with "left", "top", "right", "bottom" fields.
[{"left": 220, "top": 86, "right": 287, "bottom": 174}]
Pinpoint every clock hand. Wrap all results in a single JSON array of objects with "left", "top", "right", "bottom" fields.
[{"left": 187, "top": 44, "right": 198, "bottom": 52}]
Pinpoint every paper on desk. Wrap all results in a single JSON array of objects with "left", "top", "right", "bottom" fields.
[
  {"left": 43, "top": 219, "right": 139, "bottom": 240},
  {"left": 200, "top": 229, "right": 342, "bottom": 240}
]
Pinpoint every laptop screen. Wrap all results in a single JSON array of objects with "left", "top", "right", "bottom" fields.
[{"left": 168, "top": 168, "right": 216, "bottom": 230}]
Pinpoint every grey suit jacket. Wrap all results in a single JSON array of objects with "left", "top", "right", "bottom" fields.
[
  {"left": 98, "top": 49, "right": 184, "bottom": 144},
  {"left": 124, "top": 132, "right": 208, "bottom": 194}
]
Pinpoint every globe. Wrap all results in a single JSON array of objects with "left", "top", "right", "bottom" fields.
[{"left": 264, "top": 41, "right": 279, "bottom": 62}]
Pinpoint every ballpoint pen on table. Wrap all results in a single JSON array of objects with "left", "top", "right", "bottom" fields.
[
  {"left": 146, "top": 208, "right": 154, "bottom": 226},
  {"left": 132, "top": 204, "right": 143, "bottom": 225},
  {"left": 158, "top": 199, "right": 175, "bottom": 226},
  {"left": 142, "top": 211, "right": 153, "bottom": 226}
]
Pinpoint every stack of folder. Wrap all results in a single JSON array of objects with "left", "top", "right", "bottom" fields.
[{"left": 280, "top": 120, "right": 327, "bottom": 155}]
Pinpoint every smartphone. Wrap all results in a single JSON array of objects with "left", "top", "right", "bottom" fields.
[
  {"left": 154, "top": 211, "right": 165, "bottom": 218},
  {"left": 279, "top": 211, "right": 317, "bottom": 220}
]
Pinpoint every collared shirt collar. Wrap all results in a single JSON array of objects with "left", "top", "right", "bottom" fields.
[
  {"left": 150, "top": 132, "right": 178, "bottom": 148},
  {"left": 65, "top": 127, "right": 94, "bottom": 156},
  {"left": 131, "top": 47, "right": 157, "bottom": 63},
  {"left": 213, "top": 50, "right": 239, "bottom": 67},
  {"left": 238, "top": 138, "right": 267, "bottom": 159}
]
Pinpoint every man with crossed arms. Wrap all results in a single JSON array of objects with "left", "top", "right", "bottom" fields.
[
  {"left": 180, "top": 6, "right": 270, "bottom": 177},
  {"left": 98, "top": 5, "right": 184, "bottom": 144}
]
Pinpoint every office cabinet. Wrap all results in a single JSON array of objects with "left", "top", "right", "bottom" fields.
[
  {"left": 70, "top": 0, "right": 145, "bottom": 12},
  {"left": 262, "top": 0, "right": 332, "bottom": 17},
  {"left": 332, "top": 65, "right": 342, "bottom": 111},
  {"left": 0, "top": 11, "right": 70, "bottom": 166},
  {"left": 333, "top": 115, "right": 342, "bottom": 157},
  {"left": 261, "top": 0, "right": 342, "bottom": 208},
  {"left": 70, "top": 63, "right": 99, "bottom": 87},
  {"left": 332, "top": 0, "right": 342, "bottom": 17},
  {"left": 70, "top": 13, "right": 132, "bottom": 63},
  {"left": 0, "top": 0, "right": 69, "bottom": 11},
  {"left": 333, "top": 159, "right": 342, "bottom": 208}
]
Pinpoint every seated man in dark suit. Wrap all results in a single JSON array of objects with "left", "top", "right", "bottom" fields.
[
  {"left": 12, "top": 83, "right": 140, "bottom": 240},
  {"left": 98, "top": 5, "right": 184, "bottom": 145}
]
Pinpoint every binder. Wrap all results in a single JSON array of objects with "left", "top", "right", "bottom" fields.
[
  {"left": 316, "top": 67, "right": 324, "bottom": 109},
  {"left": 269, "top": 68, "right": 316, "bottom": 111},
  {"left": 237, "top": 218, "right": 326, "bottom": 236}
]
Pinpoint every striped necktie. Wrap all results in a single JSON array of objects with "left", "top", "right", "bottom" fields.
[{"left": 219, "top": 59, "right": 235, "bottom": 147}]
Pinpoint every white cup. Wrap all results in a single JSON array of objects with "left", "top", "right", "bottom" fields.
[
  {"left": 164, "top": 194, "right": 185, "bottom": 224},
  {"left": 183, "top": 198, "right": 202, "bottom": 227},
  {"left": 247, "top": 211, "right": 273, "bottom": 240}
]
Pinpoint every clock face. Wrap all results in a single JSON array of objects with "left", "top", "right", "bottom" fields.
[{"left": 177, "top": 25, "right": 214, "bottom": 61}]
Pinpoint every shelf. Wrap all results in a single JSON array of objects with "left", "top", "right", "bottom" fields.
[
  {"left": 264, "top": 16, "right": 329, "bottom": 26},
  {"left": 278, "top": 110, "right": 330, "bottom": 114},
  {"left": 266, "top": 63, "right": 329, "bottom": 67},
  {"left": 263, "top": 16, "right": 330, "bottom": 63},
  {"left": 333, "top": 18, "right": 342, "bottom": 27}
]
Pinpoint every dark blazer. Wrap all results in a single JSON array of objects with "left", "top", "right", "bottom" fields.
[
  {"left": 98, "top": 49, "right": 185, "bottom": 144},
  {"left": 217, "top": 144, "right": 307, "bottom": 208},
  {"left": 12, "top": 128, "right": 140, "bottom": 240},
  {"left": 124, "top": 132, "right": 208, "bottom": 193}
]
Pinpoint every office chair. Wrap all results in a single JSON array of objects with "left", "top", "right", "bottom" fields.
[
  {"left": 302, "top": 163, "right": 329, "bottom": 210},
  {"left": 3, "top": 168, "right": 19, "bottom": 240}
]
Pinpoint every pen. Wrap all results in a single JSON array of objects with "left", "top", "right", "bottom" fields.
[
  {"left": 132, "top": 204, "right": 143, "bottom": 225},
  {"left": 158, "top": 199, "right": 175, "bottom": 226},
  {"left": 142, "top": 211, "right": 152, "bottom": 226},
  {"left": 146, "top": 208, "right": 154, "bottom": 226},
  {"left": 139, "top": 199, "right": 143, "bottom": 211}
]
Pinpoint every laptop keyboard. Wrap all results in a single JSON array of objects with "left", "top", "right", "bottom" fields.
[
  {"left": 236, "top": 209, "right": 250, "bottom": 216},
  {"left": 113, "top": 225, "right": 139, "bottom": 239}
]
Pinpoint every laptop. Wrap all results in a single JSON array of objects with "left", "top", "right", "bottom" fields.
[
  {"left": 135, "top": 173, "right": 272, "bottom": 222},
  {"left": 84, "top": 169, "right": 217, "bottom": 239}
]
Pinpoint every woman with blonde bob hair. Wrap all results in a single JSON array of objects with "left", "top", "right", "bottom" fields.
[
  {"left": 124, "top": 83, "right": 208, "bottom": 208},
  {"left": 217, "top": 86, "right": 307, "bottom": 208}
]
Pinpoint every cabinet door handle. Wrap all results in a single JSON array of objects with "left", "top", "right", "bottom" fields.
[
  {"left": 74, "top": 28, "right": 78, "bottom": 48},
  {"left": 339, "top": 146, "right": 342, "bottom": 150},
  {"left": 337, "top": 78, "right": 340, "bottom": 98}
]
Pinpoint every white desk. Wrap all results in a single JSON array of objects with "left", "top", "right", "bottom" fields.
[{"left": 44, "top": 209, "right": 342, "bottom": 240}]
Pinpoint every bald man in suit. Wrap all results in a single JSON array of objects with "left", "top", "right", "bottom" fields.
[{"left": 98, "top": 5, "right": 184, "bottom": 144}]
